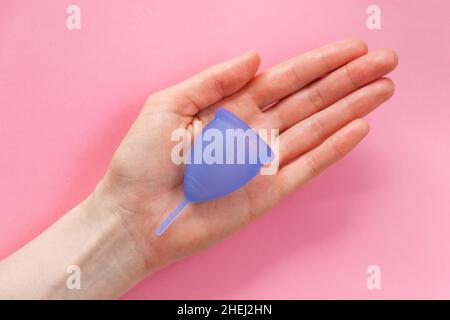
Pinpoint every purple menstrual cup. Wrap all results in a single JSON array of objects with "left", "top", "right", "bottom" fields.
[{"left": 156, "top": 108, "right": 274, "bottom": 236}]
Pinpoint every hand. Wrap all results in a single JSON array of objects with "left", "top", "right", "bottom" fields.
[{"left": 97, "top": 39, "right": 398, "bottom": 271}]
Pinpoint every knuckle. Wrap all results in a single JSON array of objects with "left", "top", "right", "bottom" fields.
[
  {"left": 328, "top": 136, "right": 345, "bottom": 158},
  {"left": 212, "top": 76, "right": 226, "bottom": 100},
  {"left": 287, "top": 67, "right": 303, "bottom": 90},
  {"left": 344, "top": 65, "right": 359, "bottom": 89},
  {"left": 308, "top": 116, "right": 327, "bottom": 141},
  {"left": 306, "top": 85, "right": 325, "bottom": 112},
  {"left": 304, "top": 153, "right": 321, "bottom": 177}
]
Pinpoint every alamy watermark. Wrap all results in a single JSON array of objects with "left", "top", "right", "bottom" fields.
[
  {"left": 66, "top": 5, "right": 81, "bottom": 30},
  {"left": 66, "top": 264, "right": 81, "bottom": 290},
  {"left": 170, "top": 120, "right": 279, "bottom": 175},
  {"left": 366, "top": 264, "right": 382, "bottom": 290},
  {"left": 366, "top": 5, "right": 381, "bottom": 30}
]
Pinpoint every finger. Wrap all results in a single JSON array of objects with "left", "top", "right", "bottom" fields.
[
  {"left": 265, "top": 49, "right": 398, "bottom": 132},
  {"left": 153, "top": 51, "right": 260, "bottom": 115},
  {"left": 233, "top": 38, "right": 368, "bottom": 110},
  {"left": 279, "top": 78, "right": 394, "bottom": 165},
  {"left": 277, "top": 119, "right": 370, "bottom": 197}
]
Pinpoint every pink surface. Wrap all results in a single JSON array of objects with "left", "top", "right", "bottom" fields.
[{"left": 1, "top": 0, "right": 449, "bottom": 299}]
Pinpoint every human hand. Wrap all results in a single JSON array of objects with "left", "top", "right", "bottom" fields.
[{"left": 97, "top": 39, "right": 398, "bottom": 272}]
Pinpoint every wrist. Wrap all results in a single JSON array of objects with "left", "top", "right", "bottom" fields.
[
  {"left": 46, "top": 179, "right": 160, "bottom": 299},
  {"left": 0, "top": 178, "right": 158, "bottom": 299},
  {"left": 81, "top": 180, "right": 158, "bottom": 290},
  {"left": 88, "top": 176, "right": 168, "bottom": 275}
]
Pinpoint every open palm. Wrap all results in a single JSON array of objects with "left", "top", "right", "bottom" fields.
[{"left": 98, "top": 39, "right": 397, "bottom": 270}]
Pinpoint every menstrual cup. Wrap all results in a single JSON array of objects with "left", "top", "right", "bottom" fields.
[{"left": 156, "top": 108, "right": 274, "bottom": 236}]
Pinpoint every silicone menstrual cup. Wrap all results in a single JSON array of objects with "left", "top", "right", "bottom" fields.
[{"left": 156, "top": 108, "right": 274, "bottom": 236}]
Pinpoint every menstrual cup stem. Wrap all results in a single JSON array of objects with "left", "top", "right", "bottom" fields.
[{"left": 156, "top": 197, "right": 189, "bottom": 236}]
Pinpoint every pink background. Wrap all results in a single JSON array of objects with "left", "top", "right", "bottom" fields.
[{"left": 1, "top": 0, "right": 449, "bottom": 299}]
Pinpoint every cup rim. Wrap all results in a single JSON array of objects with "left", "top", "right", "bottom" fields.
[{"left": 215, "top": 108, "right": 274, "bottom": 164}]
